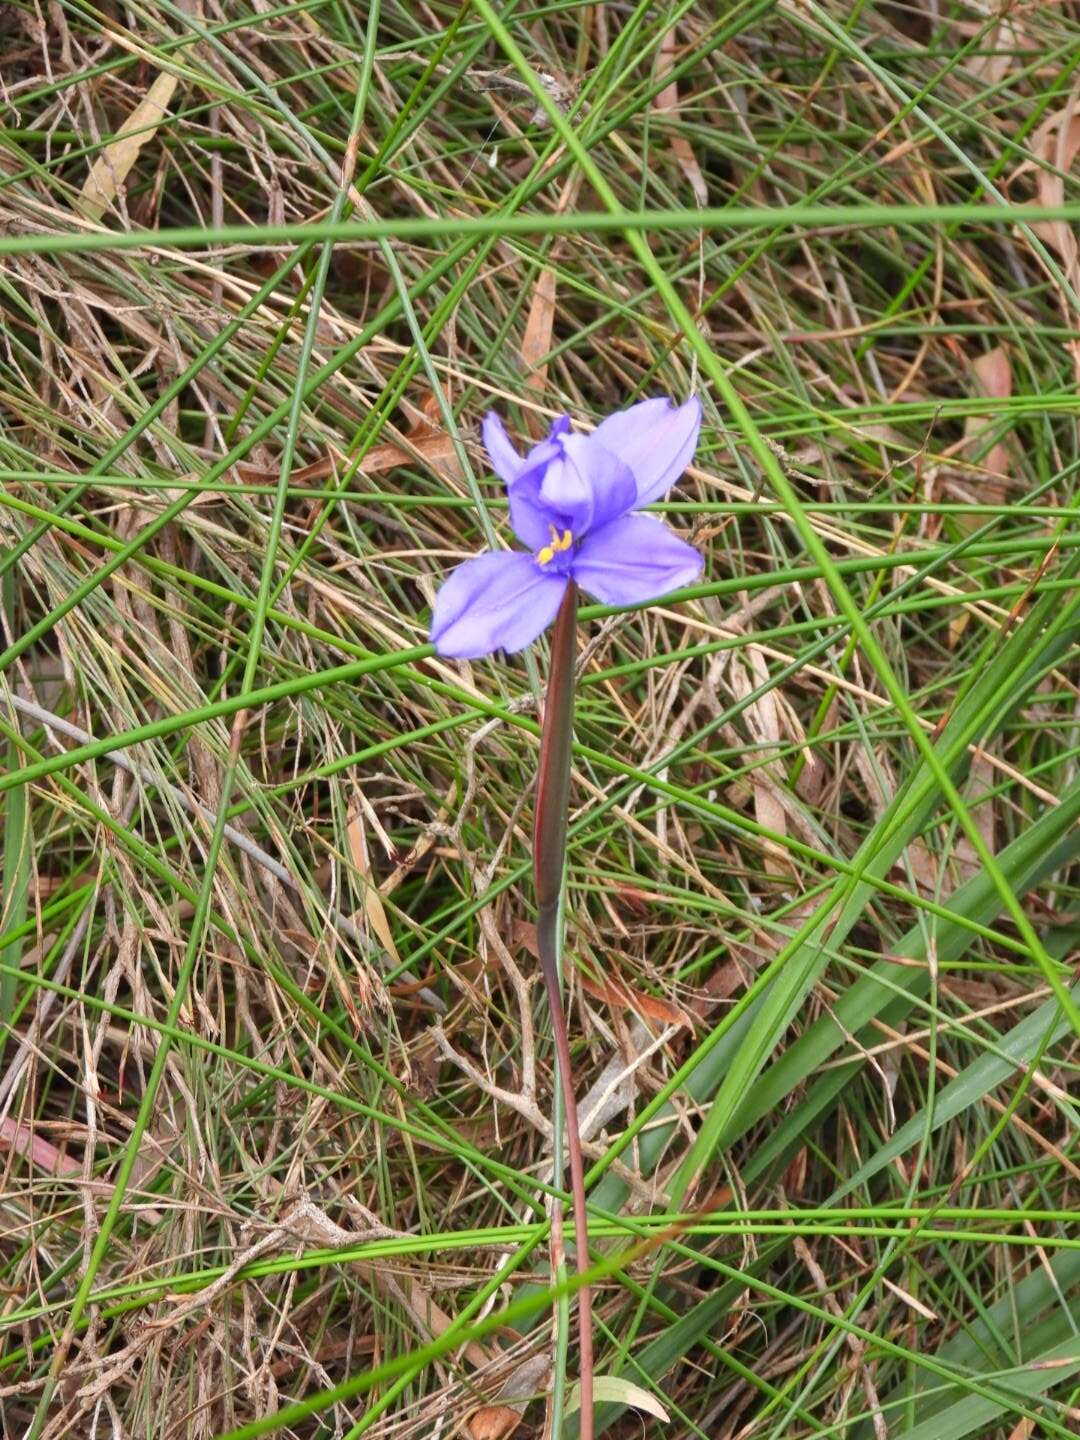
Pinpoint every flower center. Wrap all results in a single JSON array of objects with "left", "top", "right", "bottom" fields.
[{"left": 535, "top": 524, "right": 574, "bottom": 567}]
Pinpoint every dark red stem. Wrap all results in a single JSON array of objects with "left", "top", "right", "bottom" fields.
[{"left": 533, "top": 581, "right": 593, "bottom": 1440}]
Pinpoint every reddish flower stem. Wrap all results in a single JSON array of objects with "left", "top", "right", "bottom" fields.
[{"left": 533, "top": 580, "right": 593, "bottom": 1440}]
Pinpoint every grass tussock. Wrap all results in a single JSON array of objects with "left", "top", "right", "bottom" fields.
[{"left": 1, "top": 2, "right": 1080, "bottom": 1437}]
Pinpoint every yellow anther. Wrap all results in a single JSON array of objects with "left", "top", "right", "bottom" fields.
[{"left": 536, "top": 525, "right": 573, "bottom": 567}]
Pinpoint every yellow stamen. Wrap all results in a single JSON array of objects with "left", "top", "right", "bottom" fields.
[{"left": 536, "top": 524, "right": 573, "bottom": 567}]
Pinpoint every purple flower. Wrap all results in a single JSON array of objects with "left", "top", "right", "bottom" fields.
[{"left": 430, "top": 397, "right": 703, "bottom": 658}]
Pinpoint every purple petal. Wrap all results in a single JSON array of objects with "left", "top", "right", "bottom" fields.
[
  {"left": 482, "top": 412, "right": 525, "bottom": 485},
  {"left": 591, "top": 396, "right": 702, "bottom": 507},
  {"left": 570, "top": 513, "right": 702, "bottom": 606},
  {"left": 506, "top": 478, "right": 554, "bottom": 551},
  {"left": 430, "top": 551, "right": 568, "bottom": 658},
  {"left": 502, "top": 417, "right": 576, "bottom": 548},
  {"left": 538, "top": 433, "right": 637, "bottom": 535},
  {"left": 485, "top": 412, "right": 570, "bottom": 491}
]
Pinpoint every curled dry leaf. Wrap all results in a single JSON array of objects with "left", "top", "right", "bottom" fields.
[
  {"left": 654, "top": 29, "right": 708, "bottom": 206},
  {"left": 1009, "top": 99, "right": 1080, "bottom": 378},
  {"left": 945, "top": 346, "right": 1014, "bottom": 598},
  {"left": 512, "top": 919, "right": 693, "bottom": 1030},
  {"left": 521, "top": 267, "right": 557, "bottom": 399},
  {"left": 235, "top": 431, "right": 461, "bottom": 486},
  {"left": 405, "top": 386, "right": 466, "bottom": 483},
  {"left": 969, "top": 345, "right": 1012, "bottom": 423},
  {"left": 78, "top": 72, "right": 179, "bottom": 221},
  {"left": 687, "top": 947, "right": 755, "bottom": 1018},
  {"left": 0, "top": 1117, "right": 82, "bottom": 1176},
  {"left": 849, "top": 743, "right": 940, "bottom": 896},
  {"left": 467, "top": 1351, "right": 551, "bottom": 1438},
  {"left": 1013, "top": 100, "right": 1080, "bottom": 269},
  {"left": 612, "top": 881, "right": 653, "bottom": 917},
  {"left": 954, "top": 346, "right": 1013, "bottom": 520},
  {"left": 466, "top": 1406, "right": 523, "bottom": 1440},
  {"left": 511, "top": 917, "right": 540, "bottom": 959},
  {"left": 951, "top": 750, "right": 997, "bottom": 885},
  {"left": 579, "top": 966, "right": 694, "bottom": 1032},
  {"left": 346, "top": 802, "right": 401, "bottom": 967},
  {"left": 728, "top": 647, "right": 796, "bottom": 878},
  {"left": 962, "top": 15, "right": 1022, "bottom": 86},
  {"left": 518, "top": 172, "right": 580, "bottom": 428}
]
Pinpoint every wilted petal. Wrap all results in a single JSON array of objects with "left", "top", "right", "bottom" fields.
[
  {"left": 570, "top": 513, "right": 702, "bottom": 606},
  {"left": 539, "top": 433, "right": 637, "bottom": 535},
  {"left": 430, "top": 551, "right": 568, "bottom": 658},
  {"left": 591, "top": 396, "right": 702, "bottom": 507},
  {"left": 482, "top": 412, "right": 525, "bottom": 485}
]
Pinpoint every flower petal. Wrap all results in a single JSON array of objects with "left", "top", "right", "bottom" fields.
[
  {"left": 500, "top": 417, "right": 575, "bottom": 548},
  {"left": 482, "top": 412, "right": 525, "bottom": 485},
  {"left": 485, "top": 412, "right": 571, "bottom": 493},
  {"left": 538, "top": 433, "right": 637, "bottom": 535},
  {"left": 570, "top": 513, "right": 702, "bottom": 606},
  {"left": 430, "top": 552, "right": 568, "bottom": 658},
  {"left": 591, "top": 396, "right": 702, "bottom": 507},
  {"left": 506, "top": 479, "right": 554, "bottom": 551}
]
